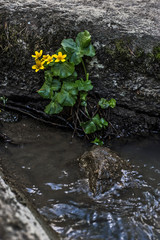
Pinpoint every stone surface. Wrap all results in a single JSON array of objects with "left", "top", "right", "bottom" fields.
[
  {"left": 0, "top": 0, "right": 160, "bottom": 136},
  {"left": 79, "top": 146, "right": 131, "bottom": 194},
  {"left": 0, "top": 174, "right": 50, "bottom": 240}
]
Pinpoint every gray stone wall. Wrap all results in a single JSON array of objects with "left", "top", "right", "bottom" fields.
[{"left": 0, "top": 0, "right": 160, "bottom": 136}]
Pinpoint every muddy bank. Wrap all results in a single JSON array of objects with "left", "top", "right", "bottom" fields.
[{"left": 0, "top": 0, "right": 160, "bottom": 137}]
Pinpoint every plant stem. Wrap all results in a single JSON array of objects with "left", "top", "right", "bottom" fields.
[
  {"left": 82, "top": 58, "right": 88, "bottom": 81},
  {"left": 85, "top": 106, "right": 90, "bottom": 118}
]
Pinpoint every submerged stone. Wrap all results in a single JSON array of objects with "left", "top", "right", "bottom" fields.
[{"left": 79, "top": 146, "right": 131, "bottom": 194}]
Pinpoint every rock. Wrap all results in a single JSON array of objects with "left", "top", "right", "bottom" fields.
[
  {"left": 0, "top": 0, "right": 160, "bottom": 136},
  {"left": 79, "top": 146, "right": 131, "bottom": 194},
  {"left": 0, "top": 175, "right": 51, "bottom": 240}
]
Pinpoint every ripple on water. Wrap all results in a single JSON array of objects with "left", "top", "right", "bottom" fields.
[{"left": 1, "top": 118, "right": 160, "bottom": 239}]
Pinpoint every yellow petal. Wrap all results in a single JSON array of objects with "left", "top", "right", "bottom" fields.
[
  {"left": 35, "top": 69, "right": 39, "bottom": 72},
  {"left": 42, "top": 55, "right": 49, "bottom": 60},
  {"left": 35, "top": 59, "right": 41, "bottom": 64},
  {"left": 47, "top": 60, "right": 53, "bottom": 64},
  {"left": 58, "top": 52, "right": 62, "bottom": 57},
  {"left": 52, "top": 54, "right": 58, "bottom": 58},
  {"left": 32, "top": 55, "right": 36, "bottom": 58},
  {"left": 62, "top": 54, "right": 67, "bottom": 58},
  {"left": 32, "top": 65, "right": 37, "bottom": 69},
  {"left": 55, "top": 59, "right": 60, "bottom": 62},
  {"left": 61, "top": 59, "right": 66, "bottom": 62},
  {"left": 40, "top": 50, "right": 43, "bottom": 55}
]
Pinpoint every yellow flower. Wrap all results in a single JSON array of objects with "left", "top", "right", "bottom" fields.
[
  {"left": 53, "top": 52, "right": 67, "bottom": 63},
  {"left": 42, "top": 54, "right": 49, "bottom": 61},
  {"left": 32, "top": 59, "right": 45, "bottom": 72},
  {"left": 46, "top": 55, "right": 54, "bottom": 65},
  {"left": 32, "top": 50, "right": 43, "bottom": 60}
]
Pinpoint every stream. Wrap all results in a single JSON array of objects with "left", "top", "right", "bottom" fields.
[{"left": 0, "top": 112, "right": 160, "bottom": 240}]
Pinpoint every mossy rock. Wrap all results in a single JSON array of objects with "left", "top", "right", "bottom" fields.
[{"left": 79, "top": 146, "right": 131, "bottom": 194}]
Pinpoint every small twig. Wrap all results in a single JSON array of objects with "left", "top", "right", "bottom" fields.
[
  {"left": 75, "top": 111, "right": 81, "bottom": 128},
  {"left": 75, "top": 111, "right": 90, "bottom": 140},
  {"left": 93, "top": 104, "right": 100, "bottom": 116},
  {"left": 79, "top": 109, "right": 90, "bottom": 119},
  {"left": 72, "top": 106, "right": 79, "bottom": 138},
  {"left": 108, "top": 120, "right": 118, "bottom": 134},
  {"left": 81, "top": 58, "right": 87, "bottom": 80},
  {"left": 0, "top": 103, "right": 72, "bottom": 129}
]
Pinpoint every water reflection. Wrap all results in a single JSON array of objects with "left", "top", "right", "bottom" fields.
[{"left": 1, "top": 118, "right": 160, "bottom": 239}]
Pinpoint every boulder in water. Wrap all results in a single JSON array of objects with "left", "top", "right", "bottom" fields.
[{"left": 79, "top": 146, "right": 131, "bottom": 194}]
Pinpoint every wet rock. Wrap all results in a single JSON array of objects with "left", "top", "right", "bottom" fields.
[
  {"left": 0, "top": 110, "right": 20, "bottom": 123},
  {"left": 0, "top": 0, "right": 160, "bottom": 136},
  {"left": 79, "top": 146, "right": 131, "bottom": 194},
  {"left": 0, "top": 175, "right": 50, "bottom": 240}
]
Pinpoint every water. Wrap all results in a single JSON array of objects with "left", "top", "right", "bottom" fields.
[{"left": 1, "top": 116, "right": 160, "bottom": 239}]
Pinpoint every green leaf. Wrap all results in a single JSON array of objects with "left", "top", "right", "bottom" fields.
[
  {"left": 81, "top": 120, "right": 97, "bottom": 134},
  {"left": 80, "top": 92, "right": 88, "bottom": 107},
  {"left": 98, "top": 98, "right": 116, "bottom": 109},
  {"left": 76, "top": 30, "right": 91, "bottom": 49},
  {"left": 61, "top": 31, "right": 95, "bottom": 66},
  {"left": 80, "top": 92, "right": 88, "bottom": 101},
  {"left": 57, "top": 81, "right": 78, "bottom": 107},
  {"left": 98, "top": 98, "right": 109, "bottom": 109},
  {"left": 61, "top": 39, "right": 77, "bottom": 53},
  {"left": 60, "top": 90, "right": 77, "bottom": 106},
  {"left": 91, "top": 137, "right": 104, "bottom": 146},
  {"left": 82, "top": 44, "right": 96, "bottom": 57},
  {"left": 75, "top": 79, "right": 93, "bottom": 91},
  {"left": 38, "top": 82, "right": 54, "bottom": 99},
  {"left": 0, "top": 96, "right": 8, "bottom": 105},
  {"left": 44, "top": 71, "right": 53, "bottom": 84},
  {"left": 70, "top": 51, "right": 82, "bottom": 65},
  {"left": 52, "top": 79, "right": 61, "bottom": 91},
  {"left": 92, "top": 113, "right": 101, "bottom": 125},
  {"left": 62, "top": 81, "right": 77, "bottom": 92},
  {"left": 109, "top": 98, "right": 116, "bottom": 108},
  {"left": 45, "top": 100, "right": 63, "bottom": 114},
  {"left": 81, "top": 101, "right": 87, "bottom": 107},
  {"left": 91, "top": 114, "right": 104, "bottom": 130},
  {"left": 100, "top": 118, "right": 108, "bottom": 127},
  {"left": 51, "top": 62, "right": 75, "bottom": 78},
  {"left": 38, "top": 77, "right": 61, "bottom": 99},
  {"left": 64, "top": 71, "right": 78, "bottom": 82},
  {"left": 81, "top": 114, "right": 108, "bottom": 134}
]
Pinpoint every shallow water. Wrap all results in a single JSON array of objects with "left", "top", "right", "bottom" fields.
[{"left": 1, "top": 116, "right": 160, "bottom": 240}]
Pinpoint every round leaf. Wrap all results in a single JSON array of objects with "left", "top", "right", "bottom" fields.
[
  {"left": 76, "top": 30, "right": 91, "bottom": 49},
  {"left": 51, "top": 62, "right": 75, "bottom": 78},
  {"left": 45, "top": 101, "right": 63, "bottom": 114},
  {"left": 61, "top": 39, "right": 77, "bottom": 53}
]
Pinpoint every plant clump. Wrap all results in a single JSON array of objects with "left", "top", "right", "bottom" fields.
[{"left": 32, "top": 31, "right": 116, "bottom": 145}]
